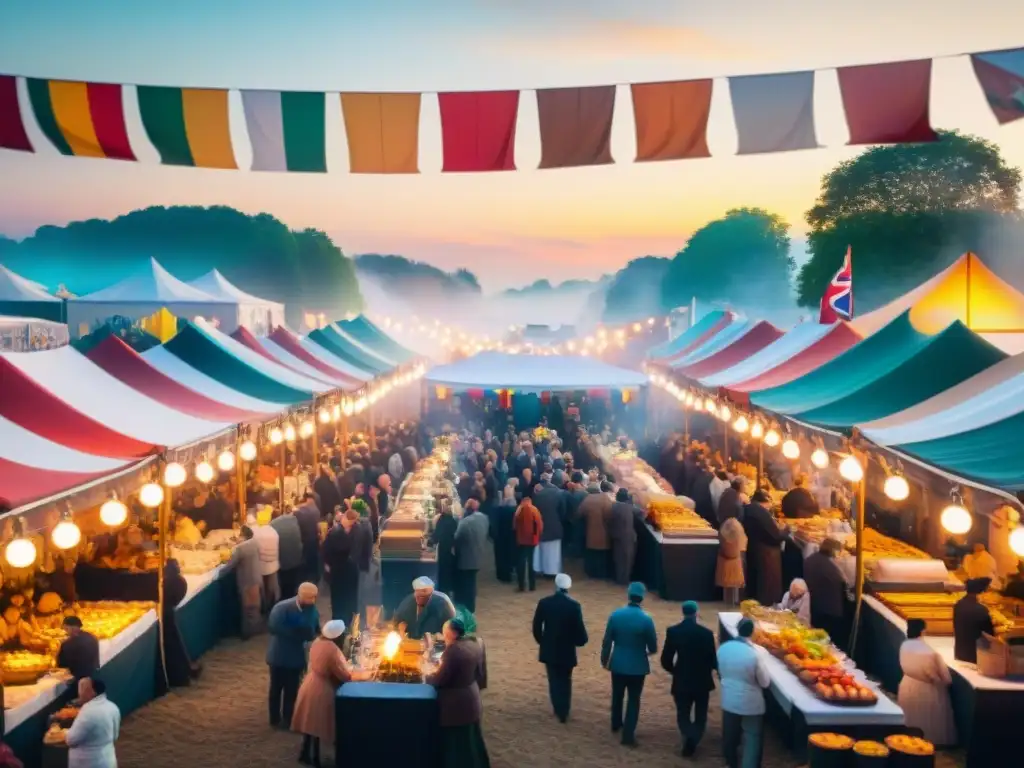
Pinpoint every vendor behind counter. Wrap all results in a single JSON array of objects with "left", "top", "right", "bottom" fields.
[{"left": 394, "top": 577, "right": 456, "bottom": 641}]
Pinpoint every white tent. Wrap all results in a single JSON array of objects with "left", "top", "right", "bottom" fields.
[
  {"left": 65, "top": 258, "right": 238, "bottom": 338},
  {"left": 188, "top": 269, "right": 285, "bottom": 335},
  {"left": 0, "top": 265, "right": 65, "bottom": 322},
  {"left": 426, "top": 351, "right": 648, "bottom": 392}
]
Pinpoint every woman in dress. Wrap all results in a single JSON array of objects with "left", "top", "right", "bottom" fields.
[
  {"left": 715, "top": 508, "right": 747, "bottom": 606},
  {"left": 426, "top": 618, "right": 490, "bottom": 768},
  {"left": 291, "top": 620, "right": 371, "bottom": 766},
  {"left": 898, "top": 618, "right": 958, "bottom": 746}
]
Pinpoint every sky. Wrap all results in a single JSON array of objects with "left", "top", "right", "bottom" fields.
[{"left": 1, "top": 0, "right": 1023, "bottom": 290}]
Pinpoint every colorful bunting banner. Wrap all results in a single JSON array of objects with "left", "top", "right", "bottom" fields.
[
  {"left": 26, "top": 79, "right": 134, "bottom": 160},
  {"left": 630, "top": 79, "right": 712, "bottom": 162},
  {"left": 340, "top": 93, "right": 421, "bottom": 174},
  {"left": 438, "top": 90, "right": 519, "bottom": 172},
  {"left": 536, "top": 86, "right": 615, "bottom": 169},
  {"left": 971, "top": 48, "right": 1024, "bottom": 124},
  {"left": 838, "top": 60, "right": 938, "bottom": 145},
  {"left": 0, "top": 75, "right": 32, "bottom": 152},
  {"left": 241, "top": 90, "right": 326, "bottom": 173},
  {"left": 137, "top": 86, "right": 236, "bottom": 168},
  {"left": 728, "top": 71, "right": 819, "bottom": 155}
]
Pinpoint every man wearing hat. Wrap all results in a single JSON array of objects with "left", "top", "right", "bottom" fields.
[
  {"left": 600, "top": 582, "right": 658, "bottom": 747},
  {"left": 532, "top": 574, "right": 589, "bottom": 723},
  {"left": 393, "top": 577, "right": 456, "bottom": 641},
  {"left": 661, "top": 601, "right": 718, "bottom": 757}
]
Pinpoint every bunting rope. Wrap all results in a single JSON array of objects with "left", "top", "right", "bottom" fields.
[{"left": 1, "top": 43, "right": 1021, "bottom": 173}]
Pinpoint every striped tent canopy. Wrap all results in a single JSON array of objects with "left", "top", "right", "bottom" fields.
[
  {"left": 675, "top": 320, "right": 783, "bottom": 380},
  {"left": 702, "top": 322, "right": 836, "bottom": 387},
  {"left": 231, "top": 326, "right": 361, "bottom": 391},
  {"left": 338, "top": 316, "right": 418, "bottom": 364},
  {"left": 270, "top": 326, "right": 372, "bottom": 384},
  {"left": 648, "top": 310, "right": 734, "bottom": 361},
  {"left": 670, "top": 318, "right": 752, "bottom": 369},
  {"left": 751, "top": 311, "right": 1007, "bottom": 429},
  {"left": 307, "top": 324, "right": 391, "bottom": 375}
]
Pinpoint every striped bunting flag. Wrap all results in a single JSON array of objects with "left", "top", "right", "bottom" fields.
[
  {"left": 26, "top": 78, "right": 135, "bottom": 160},
  {"left": 241, "top": 90, "right": 326, "bottom": 172},
  {"left": 137, "top": 86, "right": 237, "bottom": 168},
  {"left": 0, "top": 76, "right": 33, "bottom": 152}
]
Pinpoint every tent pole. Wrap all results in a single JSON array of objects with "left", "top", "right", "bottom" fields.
[
  {"left": 369, "top": 404, "right": 377, "bottom": 451},
  {"left": 311, "top": 399, "right": 319, "bottom": 471},
  {"left": 157, "top": 476, "right": 170, "bottom": 691},
  {"left": 279, "top": 439, "right": 287, "bottom": 513},
  {"left": 848, "top": 474, "right": 867, "bottom": 654},
  {"left": 341, "top": 412, "right": 349, "bottom": 471},
  {"left": 235, "top": 427, "right": 246, "bottom": 526},
  {"left": 757, "top": 440, "right": 763, "bottom": 490}
]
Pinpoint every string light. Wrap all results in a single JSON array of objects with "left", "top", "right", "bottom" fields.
[
  {"left": 342, "top": 399, "right": 354, "bottom": 417},
  {"left": 811, "top": 448, "right": 830, "bottom": 469},
  {"left": 51, "top": 507, "right": 82, "bottom": 550},
  {"left": 239, "top": 440, "right": 258, "bottom": 461},
  {"left": 217, "top": 450, "right": 236, "bottom": 472},
  {"left": 781, "top": 438, "right": 800, "bottom": 460},
  {"left": 718, "top": 405, "right": 732, "bottom": 422},
  {"left": 195, "top": 461, "right": 215, "bottom": 484},
  {"left": 941, "top": 503, "right": 972, "bottom": 534},
  {"left": 318, "top": 407, "right": 331, "bottom": 424},
  {"left": 4, "top": 519, "right": 36, "bottom": 568},
  {"left": 299, "top": 420, "right": 315, "bottom": 439},
  {"left": 838, "top": 455, "right": 864, "bottom": 483},
  {"left": 163, "top": 462, "right": 187, "bottom": 488},
  {"left": 884, "top": 475, "right": 910, "bottom": 501},
  {"left": 1009, "top": 526, "right": 1024, "bottom": 557},
  {"left": 102, "top": 493, "right": 131, "bottom": 522},
  {"left": 750, "top": 421, "right": 764, "bottom": 440},
  {"left": 332, "top": 404, "right": 341, "bottom": 422}
]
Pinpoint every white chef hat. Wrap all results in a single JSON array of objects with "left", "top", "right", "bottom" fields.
[
  {"left": 412, "top": 576, "right": 435, "bottom": 591},
  {"left": 555, "top": 573, "right": 572, "bottom": 591},
  {"left": 322, "top": 620, "right": 346, "bottom": 640}
]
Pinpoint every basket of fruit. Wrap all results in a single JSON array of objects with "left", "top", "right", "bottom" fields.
[
  {"left": 852, "top": 740, "right": 889, "bottom": 767},
  {"left": 807, "top": 732, "right": 854, "bottom": 768},
  {"left": 884, "top": 734, "right": 935, "bottom": 767}
]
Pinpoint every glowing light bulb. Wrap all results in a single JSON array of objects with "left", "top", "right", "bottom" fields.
[
  {"left": 811, "top": 449, "right": 830, "bottom": 469},
  {"left": 318, "top": 408, "right": 331, "bottom": 424},
  {"left": 781, "top": 439, "right": 800, "bottom": 460},
  {"left": 733, "top": 415, "right": 749, "bottom": 433},
  {"left": 750, "top": 422, "right": 764, "bottom": 440},
  {"left": 163, "top": 462, "right": 187, "bottom": 488},
  {"left": 941, "top": 504, "right": 972, "bottom": 535},
  {"left": 300, "top": 420, "right": 315, "bottom": 439},
  {"left": 239, "top": 441, "right": 258, "bottom": 462},
  {"left": 5, "top": 538, "right": 36, "bottom": 569},
  {"left": 884, "top": 475, "right": 910, "bottom": 501},
  {"left": 51, "top": 520, "right": 82, "bottom": 550},
  {"left": 1009, "top": 526, "right": 1024, "bottom": 557},
  {"left": 195, "top": 461, "right": 215, "bottom": 484},
  {"left": 719, "top": 406, "right": 732, "bottom": 422},
  {"left": 838, "top": 455, "right": 863, "bottom": 482},
  {"left": 98, "top": 497, "right": 127, "bottom": 527},
  {"left": 284, "top": 423, "right": 296, "bottom": 442},
  {"left": 342, "top": 400, "right": 354, "bottom": 417},
  {"left": 704, "top": 398, "right": 715, "bottom": 411},
  {"left": 217, "top": 450, "right": 236, "bottom": 472},
  {"left": 269, "top": 428, "right": 284, "bottom": 445},
  {"left": 764, "top": 429, "right": 780, "bottom": 447},
  {"left": 332, "top": 404, "right": 341, "bottom": 422}
]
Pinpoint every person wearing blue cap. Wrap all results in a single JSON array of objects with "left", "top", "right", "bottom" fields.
[
  {"left": 600, "top": 581, "right": 658, "bottom": 747},
  {"left": 661, "top": 601, "right": 718, "bottom": 757}
]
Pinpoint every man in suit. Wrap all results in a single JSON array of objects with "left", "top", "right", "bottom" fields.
[
  {"left": 661, "top": 601, "right": 718, "bottom": 757},
  {"left": 453, "top": 499, "right": 489, "bottom": 613},
  {"left": 532, "top": 474, "right": 567, "bottom": 577},
  {"left": 532, "top": 573, "right": 589, "bottom": 723},
  {"left": 600, "top": 582, "right": 658, "bottom": 747}
]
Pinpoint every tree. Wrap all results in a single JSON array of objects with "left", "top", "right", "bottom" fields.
[
  {"left": 797, "top": 131, "right": 1023, "bottom": 308},
  {"left": 353, "top": 254, "right": 483, "bottom": 299},
  {"left": 661, "top": 207, "right": 793, "bottom": 310},
  {"left": 600, "top": 256, "right": 670, "bottom": 322}
]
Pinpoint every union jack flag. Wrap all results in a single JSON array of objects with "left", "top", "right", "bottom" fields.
[{"left": 819, "top": 246, "right": 853, "bottom": 323}]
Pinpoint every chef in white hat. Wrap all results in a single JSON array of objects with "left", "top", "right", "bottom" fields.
[
  {"left": 393, "top": 576, "right": 456, "bottom": 641},
  {"left": 531, "top": 573, "right": 589, "bottom": 723}
]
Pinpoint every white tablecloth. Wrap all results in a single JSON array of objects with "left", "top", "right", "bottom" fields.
[
  {"left": 863, "top": 595, "right": 1024, "bottom": 693},
  {"left": 180, "top": 563, "right": 232, "bottom": 608},
  {"left": 718, "top": 612, "right": 905, "bottom": 726},
  {"left": 645, "top": 524, "right": 720, "bottom": 546},
  {"left": 3, "top": 610, "right": 158, "bottom": 734}
]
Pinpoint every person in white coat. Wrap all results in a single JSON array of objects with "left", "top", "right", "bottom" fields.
[
  {"left": 251, "top": 508, "right": 281, "bottom": 611},
  {"left": 898, "top": 619, "right": 958, "bottom": 746},
  {"left": 65, "top": 677, "right": 121, "bottom": 768}
]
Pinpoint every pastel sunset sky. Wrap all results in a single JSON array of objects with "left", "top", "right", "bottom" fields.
[{"left": 1, "top": 0, "right": 1022, "bottom": 290}]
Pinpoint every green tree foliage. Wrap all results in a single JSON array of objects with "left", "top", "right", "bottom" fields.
[
  {"left": 661, "top": 208, "right": 793, "bottom": 309},
  {"left": 600, "top": 256, "right": 670, "bottom": 322},
  {"left": 797, "top": 131, "right": 1023, "bottom": 308},
  {"left": 354, "top": 254, "right": 482, "bottom": 300},
  {"left": 0, "top": 205, "right": 363, "bottom": 327}
]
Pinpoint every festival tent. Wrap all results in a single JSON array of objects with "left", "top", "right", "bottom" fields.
[
  {"left": 0, "top": 265, "right": 65, "bottom": 322},
  {"left": 188, "top": 270, "right": 286, "bottom": 335},
  {"left": 670, "top": 318, "right": 753, "bottom": 369},
  {"left": 269, "top": 327, "right": 372, "bottom": 384},
  {"left": 337, "top": 316, "right": 418, "bottom": 364},
  {"left": 84, "top": 334, "right": 282, "bottom": 423},
  {"left": 426, "top": 351, "right": 648, "bottom": 392},
  {"left": 230, "top": 326, "right": 353, "bottom": 390},
  {"left": 65, "top": 258, "right": 237, "bottom": 338},
  {"left": 851, "top": 252, "right": 1024, "bottom": 353},
  {"left": 329, "top": 321, "right": 397, "bottom": 367},
  {"left": 701, "top": 322, "right": 838, "bottom": 388},
  {"left": 648, "top": 310, "right": 734, "bottom": 361},
  {"left": 674, "top": 321, "right": 783, "bottom": 380},
  {"left": 0, "top": 346, "right": 231, "bottom": 458},
  {"left": 750, "top": 312, "right": 1007, "bottom": 429},
  {"left": 307, "top": 325, "right": 392, "bottom": 375}
]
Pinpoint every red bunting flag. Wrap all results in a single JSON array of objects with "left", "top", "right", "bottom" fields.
[
  {"left": 970, "top": 48, "right": 1024, "bottom": 124},
  {"left": 837, "top": 60, "right": 938, "bottom": 145},
  {"left": 0, "top": 75, "right": 33, "bottom": 152},
  {"left": 438, "top": 90, "right": 519, "bottom": 172}
]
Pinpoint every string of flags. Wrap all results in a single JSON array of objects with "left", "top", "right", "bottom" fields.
[{"left": 1, "top": 46, "right": 1021, "bottom": 173}]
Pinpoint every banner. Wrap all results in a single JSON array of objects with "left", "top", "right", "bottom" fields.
[
  {"left": 340, "top": 92, "right": 421, "bottom": 174},
  {"left": 837, "top": 60, "right": 938, "bottom": 145},
  {"left": 138, "top": 86, "right": 236, "bottom": 168},
  {"left": 630, "top": 79, "right": 712, "bottom": 162},
  {"left": 241, "top": 90, "right": 327, "bottom": 173},
  {"left": 27, "top": 79, "right": 134, "bottom": 160}
]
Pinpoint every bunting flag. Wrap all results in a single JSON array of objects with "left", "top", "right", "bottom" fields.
[
  {"left": 340, "top": 93, "right": 421, "bottom": 174},
  {"left": 26, "top": 79, "right": 135, "bottom": 160},
  {"left": 137, "top": 86, "right": 236, "bottom": 168},
  {"left": 728, "top": 71, "right": 819, "bottom": 155},
  {"left": 241, "top": 90, "right": 326, "bottom": 172},
  {"left": 438, "top": 90, "right": 519, "bottom": 172},
  {"left": 838, "top": 60, "right": 938, "bottom": 145},
  {"left": 631, "top": 80, "right": 712, "bottom": 162},
  {"left": 971, "top": 48, "right": 1024, "bottom": 124},
  {"left": 0, "top": 76, "right": 33, "bottom": 152},
  {"left": 536, "top": 86, "right": 615, "bottom": 169},
  {"left": 819, "top": 246, "right": 854, "bottom": 323}
]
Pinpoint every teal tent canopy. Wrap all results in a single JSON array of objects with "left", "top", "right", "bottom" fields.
[
  {"left": 307, "top": 325, "right": 390, "bottom": 375},
  {"left": 648, "top": 310, "right": 732, "bottom": 360},
  {"left": 337, "top": 316, "right": 417, "bottom": 363}
]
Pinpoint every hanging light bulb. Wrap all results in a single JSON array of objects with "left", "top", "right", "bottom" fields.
[
  {"left": 51, "top": 508, "right": 82, "bottom": 550},
  {"left": 332, "top": 404, "right": 341, "bottom": 422},
  {"left": 239, "top": 440, "right": 258, "bottom": 462},
  {"left": 764, "top": 429, "right": 780, "bottom": 447},
  {"left": 195, "top": 461, "right": 215, "bottom": 484},
  {"left": 719, "top": 405, "right": 732, "bottom": 422},
  {"left": 163, "top": 462, "right": 187, "bottom": 488},
  {"left": 781, "top": 439, "right": 800, "bottom": 460},
  {"left": 101, "top": 493, "right": 130, "bottom": 524},
  {"left": 299, "top": 420, "right": 315, "bottom": 439},
  {"left": 838, "top": 455, "right": 863, "bottom": 482},
  {"left": 750, "top": 422, "right": 764, "bottom": 440},
  {"left": 704, "top": 397, "right": 715, "bottom": 411},
  {"left": 684, "top": 393, "right": 695, "bottom": 407},
  {"left": 941, "top": 503, "right": 973, "bottom": 535},
  {"left": 342, "top": 399, "right": 354, "bottom": 417},
  {"left": 5, "top": 519, "right": 37, "bottom": 569},
  {"left": 217, "top": 450, "right": 236, "bottom": 472},
  {"left": 884, "top": 475, "right": 910, "bottom": 501},
  {"left": 284, "top": 423, "right": 297, "bottom": 442},
  {"left": 733, "top": 415, "right": 749, "bottom": 433},
  {"left": 318, "top": 407, "right": 331, "bottom": 424},
  {"left": 1009, "top": 526, "right": 1024, "bottom": 557},
  {"left": 692, "top": 398, "right": 703, "bottom": 413},
  {"left": 811, "top": 448, "right": 830, "bottom": 469}
]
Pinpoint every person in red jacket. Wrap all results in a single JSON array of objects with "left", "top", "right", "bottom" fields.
[{"left": 513, "top": 497, "right": 544, "bottom": 592}]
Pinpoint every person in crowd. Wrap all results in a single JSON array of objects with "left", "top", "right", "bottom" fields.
[
  {"left": 388, "top": 448, "right": 405, "bottom": 487},
  {"left": 579, "top": 481, "right": 614, "bottom": 579},
  {"left": 426, "top": 618, "right": 490, "bottom": 768},
  {"left": 322, "top": 509, "right": 359, "bottom": 624},
  {"left": 347, "top": 506, "right": 378, "bottom": 623},
  {"left": 454, "top": 498, "right": 490, "bottom": 613},
  {"left": 661, "top": 601, "right": 718, "bottom": 758},
  {"left": 718, "top": 617, "right": 770, "bottom": 768},
  {"left": 532, "top": 474, "right": 566, "bottom": 577},
  {"left": 230, "top": 525, "right": 264, "bottom": 638},
  {"left": 608, "top": 488, "right": 640, "bottom": 585},
  {"left": 600, "top": 582, "right": 658, "bottom": 748},
  {"left": 159, "top": 558, "right": 197, "bottom": 689},
  {"left": 953, "top": 577, "right": 995, "bottom": 663},
  {"left": 482, "top": 461, "right": 500, "bottom": 526},
  {"left": 1003, "top": 561, "right": 1024, "bottom": 600},
  {"left": 394, "top": 577, "right": 456, "bottom": 641},
  {"left": 266, "top": 583, "right": 320, "bottom": 729},
  {"left": 690, "top": 462, "right": 716, "bottom": 527},
  {"left": 780, "top": 474, "right": 820, "bottom": 519},
  {"left": 291, "top": 620, "right": 372, "bottom": 766},
  {"left": 962, "top": 542, "right": 999, "bottom": 585},
  {"left": 430, "top": 501, "right": 459, "bottom": 597},
  {"left": 898, "top": 618, "right": 958, "bottom": 746},
  {"left": 716, "top": 507, "right": 748, "bottom": 606},
  {"left": 252, "top": 508, "right": 281, "bottom": 611},
  {"left": 520, "top": 467, "right": 535, "bottom": 500},
  {"left": 532, "top": 573, "right": 588, "bottom": 723},
  {"left": 803, "top": 538, "right": 847, "bottom": 642},
  {"left": 492, "top": 485, "right": 517, "bottom": 583},
  {"left": 776, "top": 578, "right": 811, "bottom": 624},
  {"left": 376, "top": 473, "right": 393, "bottom": 519},
  {"left": 513, "top": 493, "right": 544, "bottom": 592},
  {"left": 709, "top": 470, "right": 731, "bottom": 512},
  {"left": 564, "top": 471, "right": 589, "bottom": 558},
  {"left": 65, "top": 677, "right": 120, "bottom": 768},
  {"left": 743, "top": 490, "right": 787, "bottom": 605},
  {"left": 271, "top": 507, "right": 304, "bottom": 601},
  {"left": 313, "top": 464, "right": 341, "bottom": 519},
  {"left": 57, "top": 616, "right": 100, "bottom": 681},
  {"left": 717, "top": 477, "right": 747, "bottom": 527},
  {"left": 293, "top": 492, "right": 322, "bottom": 584}
]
